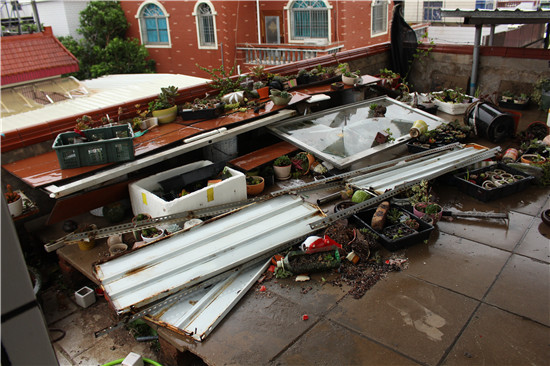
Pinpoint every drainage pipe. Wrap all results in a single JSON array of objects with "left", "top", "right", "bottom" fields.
[
  {"left": 469, "top": 24, "right": 482, "bottom": 96},
  {"left": 31, "top": 0, "right": 42, "bottom": 32},
  {"left": 256, "top": 0, "right": 261, "bottom": 44}
]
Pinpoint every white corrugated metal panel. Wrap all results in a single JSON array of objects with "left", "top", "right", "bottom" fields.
[
  {"left": 347, "top": 146, "right": 489, "bottom": 193},
  {"left": 146, "top": 260, "right": 269, "bottom": 342},
  {"left": 1, "top": 74, "right": 209, "bottom": 133},
  {"left": 95, "top": 195, "right": 324, "bottom": 314}
]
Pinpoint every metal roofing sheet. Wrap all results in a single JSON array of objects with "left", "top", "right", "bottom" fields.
[
  {"left": 95, "top": 195, "right": 324, "bottom": 314},
  {"left": 1, "top": 73, "right": 209, "bottom": 134}
]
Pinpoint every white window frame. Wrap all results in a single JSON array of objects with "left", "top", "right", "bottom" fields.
[
  {"left": 371, "top": 0, "right": 389, "bottom": 38},
  {"left": 192, "top": 1, "right": 218, "bottom": 50},
  {"left": 284, "top": 0, "right": 332, "bottom": 44},
  {"left": 135, "top": 1, "right": 171, "bottom": 48}
]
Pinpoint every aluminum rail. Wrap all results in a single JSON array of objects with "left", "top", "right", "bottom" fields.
[
  {"left": 309, "top": 146, "right": 499, "bottom": 230},
  {"left": 44, "top": 110, "right": 296, "bottom": 199}
]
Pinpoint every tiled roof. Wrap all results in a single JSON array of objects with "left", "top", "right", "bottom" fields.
[{"left": 1, "top": 27, "right": 79, "bottom": 86}]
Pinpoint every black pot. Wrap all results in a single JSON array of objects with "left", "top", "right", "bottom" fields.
[{"left": 466, "top": 102, "right": 514, "bottom": 142}]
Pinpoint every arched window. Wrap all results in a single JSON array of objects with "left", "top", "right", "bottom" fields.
[
  {"left": 289, "top": 1, "right": 330, "bottom": 41},
  {"left": 193, "top": 2, "right": 218, "bottom": 49},
  {"left": 139, "top": 3, "right": 169, "bottom": 45}
]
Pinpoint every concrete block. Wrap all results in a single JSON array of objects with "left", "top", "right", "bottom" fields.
[{"left": 74, "top": 286, "right": 95, "bottom": 308}]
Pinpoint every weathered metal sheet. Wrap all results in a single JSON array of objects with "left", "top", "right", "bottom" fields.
[
  {"left": 145, "top": 261, "right": 269, "bottom": 342},
  {"left": 347, "top": 146, "right": 494, "bottom": 193},
  {"left": 95, "top": 195, "right": 323, "bottom": 314}
]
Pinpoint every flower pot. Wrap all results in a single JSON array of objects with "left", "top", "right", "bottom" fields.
[
  {"left": 141, "top": 227, "right": 165, "bottom": 243},
  {"left": 413, "top": 202, "right": 443, "bottom": 224},
  {"left": 7, "top": 196, "right": 23, "bottom": 217},
  {"left": 273, "top": 165, "right": 291, "bottom": 180},
  {"left": 132, "top": 213, "right": 152, "bottom": 240},
  {"left": 520, "top": 154, "right": 546, "bottom": 165},
  {"left": 270, "top": 94, "right": 292, "bottom": 106},
  {"left": 246, "top": 176, "right": 265, "bottom": 196},
  {"left": 257, "top": 86, "right": 270, "bottom": 99},
  {"left": 152, "top": 105, "right": 178, "bottom": 124},
  {"left": 109, "top": 243, "right": 128, "bottom": 256},
  {"left": 342, "top": 74, "right": 359, "bottom": 86},
  {"left": 77, "top": 238, "right": 95, "bottom": 251}
]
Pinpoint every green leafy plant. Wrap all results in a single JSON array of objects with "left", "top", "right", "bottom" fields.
[
  {"left": 246, "top": 176, "right": 263, "bottom": 185},
  {"left": 149, "top": 86, "right": 179, "bottom": 111},
  {"left": 387, "top": 208, "right": 402, "bottom": 224},
  {"left": 408, "top": 180, "right": 433, "bottom": 206},
  {"left": 385, "top": 128, "right": 395, "bottom": 142},
  {"left": 75, "top": 115, "right": 92, "bottom": 130},
  {"left": 274, "top": 155, "right": 291, "bottom": 167},
  {"left": 532, "top": 77, "right": 550, "bottom": 109},
  {"left": 196, "top": 63, "right": 246, "bottom": 97}
]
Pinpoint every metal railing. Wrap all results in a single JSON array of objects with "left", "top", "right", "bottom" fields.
[{"left": 237, "top": 45, "right": 343, "bottom": 65}]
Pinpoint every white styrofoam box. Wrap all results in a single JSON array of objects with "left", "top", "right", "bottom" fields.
[
  {"left": 129, "top": 160, "right": 246, "bottom": 218},
  {"left": 433, "top": 91, "right": 475, "bottom": 115},
  {"left": 75, "top": 286, "right": 96, "bottom": 308}
]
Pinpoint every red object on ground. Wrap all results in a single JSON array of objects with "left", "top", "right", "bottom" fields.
[
  {"left": 268, "top": 265, "right": 276, "bottom": 273},
  {"left": 302, "top": 314, "right": 309, "bottom": 321},
  {"left": 259, "top": 285, "right": 266, "bottom": 292}
]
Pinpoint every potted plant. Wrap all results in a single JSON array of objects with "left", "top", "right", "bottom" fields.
[
  {"left": 273, "top": 155, "right": 292, "bottom": 180},
  {"left": 341, "top": 70, "right": 360, "bottom": 86},
  {"left": 520, "top": 153, "right": 546, "bottom": 165},
  {"left": 500, "top": 90, "right": 514, "bottom": 102},
  {"left": 5, "top": 184, "right": 23, "bottom": 217},
  {"left": 254, "top": 81, "right": 270, "bottom": 99},
  {"left": 377, "top": 68, "right": 400, "bottom": 89},
  {"left": 291, "top": 152, "right": 313, "bottom": 177},
  {"left": 246, "top": 175, "right": 265, "bottom": 196},
  {"left": 514, "top": 93, "right": 529, "bottom": 105},
  {"left": 269, "top": 89, "right": 292, "bottom": 106},
  {"left": 408, "top": 180, "right": 443, "bottom": 224},
  {"left": 532, "top": 77, "right": 550, "bottom": 110},
  {"left": 141, "top": 227, "right": 165, "bottom": 243},
  {"left": 149, "top": 86, "right": 179, "bottom": 124},
  {"left": 132, "top": 213, "right": 152, "bottom": 240}
]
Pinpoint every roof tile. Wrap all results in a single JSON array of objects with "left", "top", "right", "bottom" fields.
[{"left": 1, "top": 27, "right": 79, "bottom": 85}]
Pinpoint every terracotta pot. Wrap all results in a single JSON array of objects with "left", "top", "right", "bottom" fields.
[
  {"left": 257, "top": 86, "right": 270, "bottom": 99},
  {"left": 520, "top": 154, "right": 546, "bottom": 165},
  {"left": 273, "top": 165, "right": 291, "bottom": 180},
  {"left": 246, "top": 176, "right": 265, "bottom": 196},
  {"left": 413, "top": 202, "right": 443, "bottom": 224},
  {"left": 152, "top": 105, "right": 178, "bottom": 124}
]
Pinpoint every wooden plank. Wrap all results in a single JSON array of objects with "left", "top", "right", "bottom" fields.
[{"left": 228, "top": 141, "right": 298, "bottom": 172}]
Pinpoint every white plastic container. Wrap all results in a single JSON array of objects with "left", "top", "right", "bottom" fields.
[
  {"left": 433, "top": 91, "right": 475, "bottom": 115},
  {"left": 75, "top": 286, "right": 96, "bottom": 308},
  {"left": 129, "top": 161, "right": 246, "bottom": 218}
]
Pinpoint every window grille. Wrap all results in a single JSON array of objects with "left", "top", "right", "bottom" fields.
[
  {"left": 423, "top": 1, "right": 443, "bottom": 21},
  {"left": 198, "top": 3, "right": 215, "bottom": 46},
  {"left": 141, "top": 4, "right": 169, "bottom": 45},
  {"left": 291, "top": 1, "right": 328, "bottom": 40},
  {"left": 372, "top": 0, "right": 388, "bottom": 34}
]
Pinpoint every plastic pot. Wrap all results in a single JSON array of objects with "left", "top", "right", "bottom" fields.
[{"left": 466, "top": 102, "right": 514, "bottom": 142}]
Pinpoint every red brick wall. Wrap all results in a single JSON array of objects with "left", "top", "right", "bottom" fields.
[{"left": 120, "top": 1, "right": 394, "bottom": 78}]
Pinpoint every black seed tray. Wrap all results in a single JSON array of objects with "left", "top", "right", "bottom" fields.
[
  {"left": 452, "top": 162, "right": 534, "bottom": 202},
  {"left": 351, "top": 206, "right": 434, "bottom": 252}
]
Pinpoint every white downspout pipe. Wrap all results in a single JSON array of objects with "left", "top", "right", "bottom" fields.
[{"left": 256, "top": 0, "right": 261, "bottom": 44}]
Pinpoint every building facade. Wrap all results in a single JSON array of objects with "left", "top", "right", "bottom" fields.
[{"left": 119, "top": 0, "right": 395, "bottom": 78}]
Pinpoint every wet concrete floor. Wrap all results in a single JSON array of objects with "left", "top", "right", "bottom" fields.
[{"left": 40, "top": 180, "right": 549, "bottom": 366}]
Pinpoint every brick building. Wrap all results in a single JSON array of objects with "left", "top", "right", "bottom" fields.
[{"left": 119, "top": 0, "right": 395, "bottom": 78}]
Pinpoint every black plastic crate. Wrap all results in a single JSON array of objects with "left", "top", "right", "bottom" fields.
[
  {"left": 452, "top": 162, "right": 534, "bottom": 202},
  {"left": 351, "top": 206, "right": 434, "bottom": 251},
  {"left": 179, "top": 103, "right": 224, "bottom": 120}
]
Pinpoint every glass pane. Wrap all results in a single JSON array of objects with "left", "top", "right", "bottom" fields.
[{"left": 268, "top": 97, "right": 444, "bottom": 169}]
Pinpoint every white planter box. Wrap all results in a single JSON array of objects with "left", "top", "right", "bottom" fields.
[
  {"left": 75, "top": 286, "right": 96, "bottom": 308},
  {"left": 129, "top": 160, "right": 246, "bottom": 218},
  {"left": 433, "top": 91, "right": 475, "bottom": 115}
]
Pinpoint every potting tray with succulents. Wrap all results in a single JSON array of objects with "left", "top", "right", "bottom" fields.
[
  {"left": 52, "top": 123, "right": 135, "bottom": 169},
  {"left": 452, "top": 162, "right": 535, "bottom": 202},
  {"left": 407, "top": 120, "right": 472, "bottom": 153},
  {"left": 351, "top": 205, "right": 434, "bottom": 251},
  {"left": 179, "top": 102, "right": 225, "bottom": 120}
]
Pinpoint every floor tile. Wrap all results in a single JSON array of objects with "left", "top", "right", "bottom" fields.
[
  {"left": 515, "top": 220, "right": 550, "bottom": 263},
  {"left": 443, "top": 304, "right": 550, "bottom": 366},
  {"left": 265, "top": 272, "right": 350, "bottom": 314},
  {"left": 40, "top": 287, "right": 80, "bottom": 325},
  {"left": 276, "top": 319, "right": 420, "bottom": 365},
  {"left": 437, "top": 183, "right": 549, "bottom": 218},
  {"left": 437, "top": 210, "right": 532, "bottom": 252},
  {"left": 485, "top": 254, "right": 550, "bottom": 326},
  {"left": 330, "top": 272, "right": 478, "bottom": 366},
  {"left": 188, "top": 288, "right": 317, "bottom": 366},
  {"left": 406, "top": 232, "right": 510, "bottom": 299}
]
